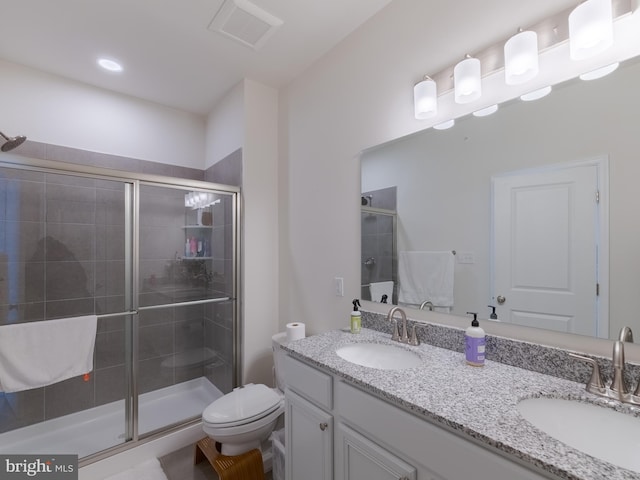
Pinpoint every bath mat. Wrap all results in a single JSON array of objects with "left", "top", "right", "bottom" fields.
[{"left": 103, "top": 458, "right": 169, "bottom": 480}]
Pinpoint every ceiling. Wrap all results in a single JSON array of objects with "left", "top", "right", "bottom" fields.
[{"left": 0, "top": 0, "right": 392, "bottom": 116}]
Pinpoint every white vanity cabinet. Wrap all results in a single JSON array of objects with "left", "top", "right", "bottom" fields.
[
  {"left": 283, "top": 355, "right": 334, "bottom": 480},
  {"left": 283, "top": 353, "right": 556, "bottom": 480},
  {"left": 335, "top": 423, "right": 417, "bottom": 480}
]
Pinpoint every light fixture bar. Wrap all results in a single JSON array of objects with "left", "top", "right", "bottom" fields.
[{"left": 427, "top": 0, "right": 631, "bottom": 93}]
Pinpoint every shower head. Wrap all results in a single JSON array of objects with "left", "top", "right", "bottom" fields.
[{"left": 0, "top": 131, "right": 27, "bottom": 152}]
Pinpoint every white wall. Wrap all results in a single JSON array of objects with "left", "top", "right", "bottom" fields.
[
  {"left": 206, "top": 79, "right": 280, "bottom": 386},
  {"left": 205, "top": 82, "right": 245, "bottom": 168},
  {"left": 279, "top": 0, "right": 640, "bottom": 354},
  {"left": 0, "top": 59, "right": 205, "bottom": 167}
]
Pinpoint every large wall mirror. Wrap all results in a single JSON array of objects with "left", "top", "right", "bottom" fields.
[{"left": 361, "top": 56, "right": 640, "bottom": 341}]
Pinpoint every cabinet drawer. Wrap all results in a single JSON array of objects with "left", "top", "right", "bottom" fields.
[{"left": 282, "top": 354, "right": 332, "bottom": 410}]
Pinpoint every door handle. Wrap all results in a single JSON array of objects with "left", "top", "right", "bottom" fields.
[
  {"left": 319, "top": 422, "right": 328, "bottom": 431},
  {"left": 496, "top": 295, "right": 506, "bottom": 305}
]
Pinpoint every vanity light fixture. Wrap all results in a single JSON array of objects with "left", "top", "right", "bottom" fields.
[
  {"left": 579, "top": 61, "right": 619, "bottom": 80},
  {"left": 520, "top": 85, "right": 552, "bottom": 101},
  {"left": 413, "top": 76, "right": 438, "bottom": 119},
  {"left": 504, "top": 30, "right": 539, "bottom": 85},
  {"left": 568, "top": 0, "right": 614, "bottom": 60},
  {"left": 472, "top": 104, "right": 499, "bottom": 117},
  {"left": 433, "top": 119, "right": 455, "bottom": 130},
  {"left": 454, "top": 55, "right": 482, "bottom": 104},
  {"left": 97, "top": 58, "right": 123, "bottom": 72}
]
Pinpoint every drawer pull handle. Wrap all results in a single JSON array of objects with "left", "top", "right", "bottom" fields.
[{"left": 319, "top": 422, "right": 328, "bottom": 431}]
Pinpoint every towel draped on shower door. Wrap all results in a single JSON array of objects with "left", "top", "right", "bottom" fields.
[
  {"left": 369, "top": 281, "right": 394, "bottom": 303},
  {"left": 0, "top": 315, "right": 97, "bottom": 393}
]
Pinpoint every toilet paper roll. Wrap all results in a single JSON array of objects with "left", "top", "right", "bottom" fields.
[{"left": 286, "top": 322, "right": 306, "bottom": 342}]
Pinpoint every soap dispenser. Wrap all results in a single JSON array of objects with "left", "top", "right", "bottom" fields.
[
  {"left": 351, "top": 299, "right": 362, "bottom": 334},
  {"left": 488, "top": 305, "right": 498, "bottom": 320},
  {"left": 465, "top": 312, "right": 486, "bottom": 367}
]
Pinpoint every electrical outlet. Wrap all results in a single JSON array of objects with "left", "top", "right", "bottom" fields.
[
  {"left": 334, "top": 277, "right": 344, "bottom": 296},
  {"left": 457, "top": 252, "right": 475, "bottom": 264}
]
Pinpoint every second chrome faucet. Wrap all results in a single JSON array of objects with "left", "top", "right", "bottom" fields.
[{"left": 570, "top": 326, "right": 640, "bottom": 404}]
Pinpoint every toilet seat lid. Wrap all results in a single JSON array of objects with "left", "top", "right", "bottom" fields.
[{"left": 203, "top": 383, "right": 282, "bottom": 427}]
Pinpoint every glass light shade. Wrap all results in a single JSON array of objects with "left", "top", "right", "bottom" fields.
[
  {"left": 520, "top": 85, "right": 552, "bottom": 101},
  {"left": 473, "top": 104, "right": 498, "bottom": 117},
  {"left": 568, "top": 0, "right": 613, "bottom": 60},
  {"left": 504, "top": 31, "right": 539, "bottom": 85},
  {"left": 413, "top": 78, "right": 438, "bottom": 119},
  {"left": 579, "top": 62, "right": 619, "bottom": 80},
  {"left": 433, "top": 119, "right": 455, "bottom": 130},
  {"left": 454, "top": 57, "right": 482, "bottom": 104}
]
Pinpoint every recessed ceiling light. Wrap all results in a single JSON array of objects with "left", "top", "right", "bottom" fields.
[
  {"left": 473, "top": 104, "right": 499, "bottom": 117},
  {"left": 520, "top": 86, "right": 552, "bottom": 102},
  {"left": 97, "top": 58, "right": 123, "bottom": 72},
  {"left": 433, "top": 119, "right": 455, "bottom": 130},
  {"left": 579, "top": 62, "right": 619, "bottom": 81}
]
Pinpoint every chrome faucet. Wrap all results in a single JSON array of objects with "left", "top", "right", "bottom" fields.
[
  {"left": 386, "top": 307, "right": 420, "bottom": 346},
  {"left": 570, "top": 326, "right": 640, "bottom": 405},
  {"left": 419, "top": 301, "right": 434, "bottom": 311}
]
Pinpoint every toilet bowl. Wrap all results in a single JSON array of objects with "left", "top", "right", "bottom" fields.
[{"left": 201, "top": 333, "right": 288, "bottom": 457}]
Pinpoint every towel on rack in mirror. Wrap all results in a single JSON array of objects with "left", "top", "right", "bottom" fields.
[
  {"left": 0, "top": 315, "right": 97, "bottom": 393},
  {"left": 369, "top": 281, "right": 394, "bottom": 303},
  {"left": 398, "top": 251, "right": 454, "bottom": 308}
]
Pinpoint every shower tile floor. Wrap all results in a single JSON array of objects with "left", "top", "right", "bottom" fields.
[{"left": 159, "top": 445, "right": 273, "bottom": 480}]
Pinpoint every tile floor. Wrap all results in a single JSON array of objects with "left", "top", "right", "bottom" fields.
[{"left": 159, "top": 444, "right": 273, "bottom": 480}]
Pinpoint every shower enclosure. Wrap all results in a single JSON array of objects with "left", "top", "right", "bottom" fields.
[
  {"left": 0, "top": 156, "right": 240, "bottom": 464},
  {"left": 360, "top": 188, "right": 397, "bottom": 304}
]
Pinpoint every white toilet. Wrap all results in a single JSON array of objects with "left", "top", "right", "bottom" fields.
[{"left": 202, "top": 332, "right": 287, "bottom": 457}]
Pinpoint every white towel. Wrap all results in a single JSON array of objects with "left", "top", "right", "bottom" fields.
[
  {"left": 369, "top": 281, "right": 394, "bottom": 303},
  {"left": 0, "top": 315, "right": 97, "bottom": 393},
  {"left": 398, "top": 251, "right": 454, "bottom": 307}
]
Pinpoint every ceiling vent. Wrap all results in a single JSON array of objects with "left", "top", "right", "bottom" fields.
[{"left": 208, "top": 0, "right": 283, "bottom": 50}]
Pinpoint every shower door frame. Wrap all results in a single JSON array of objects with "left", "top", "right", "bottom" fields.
[{"left": 0, "top": 155, "right": 242, "bottom": 465}]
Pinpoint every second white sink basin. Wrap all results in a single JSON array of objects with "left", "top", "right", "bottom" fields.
[
  {"left": 335, "top": 342, "right": 422, "bottom": 370},
  {"left": 517, "top": 397, "right": 640, "bottom": 473}
]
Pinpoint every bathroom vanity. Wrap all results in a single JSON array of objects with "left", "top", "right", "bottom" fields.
[{"left": 282, "top": 328, "right": 640, "bottom": 480}]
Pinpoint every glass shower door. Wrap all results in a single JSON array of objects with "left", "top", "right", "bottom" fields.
[
  {"left": 136, "top": 183, "right": 237, "bottom": 436},
  {"left": 0, "top": 165, "right": 134, "bottom": 457}
]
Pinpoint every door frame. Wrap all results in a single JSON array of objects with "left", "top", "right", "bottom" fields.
[{"left": 490, "top": 156, "right": 609, "bottom": 338}]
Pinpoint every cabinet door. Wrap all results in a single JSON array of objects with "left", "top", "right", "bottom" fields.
[
  {"left": 285, "top": 388, "right": 333, "bottom": 480},
  {"left": 336, "top": 423, "right": 417, "bottom": 480}
]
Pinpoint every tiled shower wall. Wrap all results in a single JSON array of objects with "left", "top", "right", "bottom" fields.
[
  {"left": 360, "top": 186, "right": 396, "bottom": 302},
  {"left": 0, "top": 142, "right": 240, "bottom": 433}
]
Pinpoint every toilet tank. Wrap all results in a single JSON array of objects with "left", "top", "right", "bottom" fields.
[{"left": 272, "top": 332, "right": 288, "bottom": 393}]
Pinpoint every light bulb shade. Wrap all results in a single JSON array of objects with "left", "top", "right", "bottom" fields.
[
  {"left": 579, "top": 62, "right": 619, "bottom": 80},
  {"left": 454, "top": 57, "right": 481, "bottom": 104},
  {"left": 433, "top": 119, "right": 455, "bottom": 130},
  {"left": 569, "top": 0, "right": 613, "bottom": 60},
  {"left": 520, "top": 85, "right": 552, "bottom": 101},
  {"left": 504, "top": 31, "right": 539, "bottom": 85},
  {"left": 413, "top": 78, "right": 438, "bottom": 119}
]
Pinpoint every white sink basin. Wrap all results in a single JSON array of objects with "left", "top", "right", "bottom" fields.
[
  {"left": 517, "top": 397, "right": 640, "bottom": 473},
  {"left": 335, "top": 342, "right": 422, "bottom": 370}
]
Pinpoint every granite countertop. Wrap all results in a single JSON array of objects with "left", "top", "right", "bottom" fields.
[{"left": 282, "top": 328, "right": 640, "bottom": 480}]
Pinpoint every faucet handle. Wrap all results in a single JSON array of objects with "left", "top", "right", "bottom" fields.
[
  {"left": 391, "top": 319, "right": 400, "bottom": 342},
  {"left": 569, "top": 353, "right": 606, "bottom": 395},
  {"left": 408, "top": 324, "right": 420, "bottom": 346}
]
